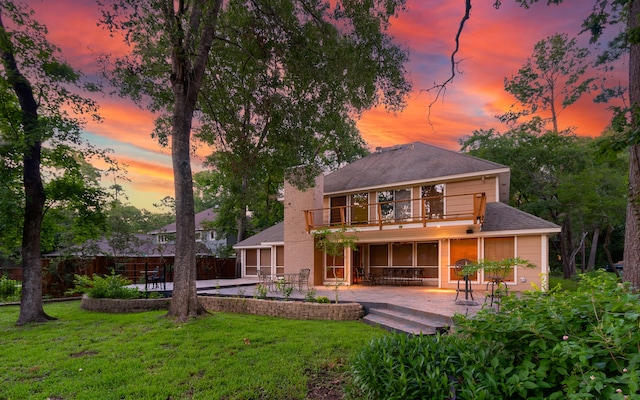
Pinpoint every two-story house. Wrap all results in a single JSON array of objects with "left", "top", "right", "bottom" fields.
[
  {"left": 149, "top": 208, "right": 236, "bottom": 256},
  {"left": 234, "top": 142, "right": 560, "bottom": 292}
]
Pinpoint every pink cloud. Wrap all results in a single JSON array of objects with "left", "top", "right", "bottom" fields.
[{"left": 21, "top": 0, "right": 626, "bottom": 210}]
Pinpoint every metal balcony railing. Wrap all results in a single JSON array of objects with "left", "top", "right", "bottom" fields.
[{"left": 304, "top": 192, "right": 486, "bottom": 232}]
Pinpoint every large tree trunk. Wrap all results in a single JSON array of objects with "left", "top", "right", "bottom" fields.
[
  {"left": 560, "top": 217, "right": 575, "bottom": 279},
  {"left": 164, "top": 0, "right": 221, "bottom": 320},
  {"left": 0, "top": 13, "right": 53, "bottom": 325},
  {"left": 167, "top": 89, "right": 205, "bottom": 320},
  {"left": 18, "top": 138, "right": 52, "bottom": 325},
  {"left": 587, "top": 227, "right": 599, "bottom": 270},
  {"left": 624, "top": 0, "right": 640, "bottom": 288},
  {"left": 604, "top": 224, "right": 616, "bottom": 268}
]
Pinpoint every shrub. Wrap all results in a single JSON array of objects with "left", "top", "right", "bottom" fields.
[
  {"left": 350, "top": 271, "right": 640, "bottom": 399},
  {"left": 68, "top": 271, "right": 143, "bottom": 299},
  {"left": 0, "top": 275, "right": 19, "bottom": 300},
  {"left": 304, "top": 289, "right": 317, "bottom": 302},
  {"left": 254, "top": 283, "right": 268, "bottom": 299}
]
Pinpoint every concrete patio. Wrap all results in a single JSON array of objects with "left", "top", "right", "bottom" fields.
[{"left": 134, "top": 277, "right": 487, "bottom": 319}]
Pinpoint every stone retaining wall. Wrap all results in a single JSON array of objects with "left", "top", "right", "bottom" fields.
[
  {"left": 80, "top": 295, "right": 364, "bottom": 321},
  {"left": 199, "top": 296, "right": 364, "bottom": 321},
  {"left": 80, "top": 296, "right": 170, "bottom": 313}
]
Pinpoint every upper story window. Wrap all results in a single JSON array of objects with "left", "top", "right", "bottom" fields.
[
  {"left": 378, "top": 189, "right": 411, "bottom": 222},
  {"left": 195, "top": 231, "right": 203, "bottom": 241},
  {"left": 330, "top": 196, "right": 347, "bottom": 225},
  {"left": 422, "top": 184, "right": 444, "bottom": 219},
  {"left": 350, "top": 193, "right": 368, "bottom": 224},
  {"left": 157, "top": 233, "right": 175, "bottom": 244}
]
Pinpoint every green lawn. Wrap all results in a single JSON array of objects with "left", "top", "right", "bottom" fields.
[{"left": 0, "top": 301, "right": 386, "bottom": 399}]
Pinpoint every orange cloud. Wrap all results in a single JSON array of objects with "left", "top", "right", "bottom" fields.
[{"left": 23, "top": 0, "right": 626, "bottom": 211}]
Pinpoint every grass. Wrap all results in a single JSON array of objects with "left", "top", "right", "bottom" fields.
[
  {"left": 549, "top": 275, "right": 580, "bottom": 291},
  {"left": 549, "top": 269, "right": 621, "bottom": 292},
  {"left": 0, "top": 301, "right": 386, "bottom": 399}
]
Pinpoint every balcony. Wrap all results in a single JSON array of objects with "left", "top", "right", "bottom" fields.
[{"left": 304, "top": 193, "right": 486, "bottom": 232}]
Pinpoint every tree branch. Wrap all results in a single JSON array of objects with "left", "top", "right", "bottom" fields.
[{"left": 424, "top": 0, "right": 471, "bottom": 128}]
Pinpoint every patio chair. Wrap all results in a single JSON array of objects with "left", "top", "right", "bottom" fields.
[
  {"left": 298, "top": 268, "right": 310, "bottom": 291},
  {"left": 148, "top": 266, "right": 163, "bottom": 288},
  {"left": 354, "top": 267, "right": 365, "bottom": 284},
  {"left": 258, "top": 270, "right": 274, "bottom": 292},
  {"left": 454, "top": 259, "right": 474, "bottom": 302}
]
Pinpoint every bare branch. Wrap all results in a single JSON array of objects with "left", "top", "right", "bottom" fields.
[{"left": 423, "top": 0, "right": 471, "bottom": 128}]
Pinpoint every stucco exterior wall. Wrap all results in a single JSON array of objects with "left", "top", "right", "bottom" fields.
[
  {"left": 447, "top": 177, "right": 497, "bottom": 202},
  {"left": 284, "top": 175, "right": 324, "bottom": 284},
  {"left": 515, "top": 235, "right": 547, "bottom": 291}
]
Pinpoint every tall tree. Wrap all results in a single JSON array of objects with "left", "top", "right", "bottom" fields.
[
  {"left": 195, "top": 0, "right": 409, "bottom": 242},
  {"left": 100, "top": 0, "right": 409, "bottom": 319},
  {"left": 461, "top": 126, "right": 627, "bottom": 278},
  {"left": 444, "top": 0, "right": 640, "bottom": 286},
  {"left": 0, "top": 1, "right": 104, "bottom": 324},
  {"left": 500, "top": 33, "right": 594, "bottom": 133},
  {"left": 99, "top": 0, "right": 223, "bottom": 320}
]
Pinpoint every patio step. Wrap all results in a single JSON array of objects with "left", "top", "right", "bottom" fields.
[{"left": 361, "top": 303, "right": 453, "bottom": 336}]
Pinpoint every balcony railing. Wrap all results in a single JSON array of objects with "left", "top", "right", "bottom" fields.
[{"left": 304, "top": 192, "right": 486, "bottom": 232}]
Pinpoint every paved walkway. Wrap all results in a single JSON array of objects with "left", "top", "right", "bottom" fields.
[{"left": 134, "top": 278, "right": 486, "bottom": 318}]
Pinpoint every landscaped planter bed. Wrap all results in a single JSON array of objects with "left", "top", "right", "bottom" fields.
[
  {"left": 80, "top": 294, "right": 364, "bottom": 321},
  {"left": 80, "top": 295, "right": 171, "bottom": 313},
  {"left": 199, "top": 295, "right": 364, "bottom": 321}
]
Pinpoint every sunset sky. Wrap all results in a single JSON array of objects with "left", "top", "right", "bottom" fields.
[{"left": 22, "top": 0, "right": 627, "bottom": 210}]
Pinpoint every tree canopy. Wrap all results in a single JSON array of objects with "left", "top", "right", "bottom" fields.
[
  {"left": 500, "top": 33, "right": 594, "bottom": 133},
  {"left": 461, "top": 124, "right": 627, "bottom": 277},
  {"left": 0, "top": 1, "right": 111, "bottom": 324},
  {"left": 99, "top": 0, "right": 411, "bottom": 319},
  {"left": 195, "top": 0, "right": 410, "bottom": 242}
]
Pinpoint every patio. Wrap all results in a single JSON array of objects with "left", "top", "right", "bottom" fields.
[{"left": 134, "top": 277, "right": 485, "bottom": 318}]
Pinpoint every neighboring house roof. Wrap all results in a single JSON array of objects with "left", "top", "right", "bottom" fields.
[
  {"left": 324, "top": 142, "right": 510, "bottom": 198},
  {"left": 234, "top": 222, "right": 284, "bottom": 248},
  {"left": 482, "top": 202, "right": 561, "bottom": 233},
  {"left": 44, "top": 234, "right": 155, "bottom": 258},
  {"left": 149, "top": 208, "right": 218, "bottom": 234},
  {"left": 43, "top": 234, "right": 218, "bottom": 258}
]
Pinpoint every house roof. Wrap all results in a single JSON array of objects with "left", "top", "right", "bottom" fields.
[
  {"left": 482, "top": 202, "right": 561, "bottom": 233},
  {"left": 234, "top": 222, "right": 284, "bottom": 248},
  {"left": 149, "top": 208, "right": 218, "bottom": 234},
  {"left": 324, "top": 142, "right": 510, "bottom": 198}
]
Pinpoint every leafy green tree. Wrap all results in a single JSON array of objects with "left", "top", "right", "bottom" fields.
[
  {"left": 500, "top": 33, "right": 594, "bottom": 133},
  {"left": 461, "top": 126, "right": 626, "bottom": 277},
  {"left": 99, "top": 0, "right": 409, "bottom": 319},
  {"left": 194, "top": 0, "right": 409, "bottom": 243},
  {"left": 0, "top": 1, "right": 108, "bottom": 324},
  {"left": 440, "top": 0, "right": 640, "bottom": 286},
  {"left": 495, "top": 0, "right": 640, "bottom": 286},
  {"left": 99, "top": 0, "right": 222, "bottom": 320}
]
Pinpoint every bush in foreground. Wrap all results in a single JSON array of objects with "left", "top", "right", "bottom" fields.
[
  {"left": 68, "top": 271, "right": 143, "bottom": 299},
  {"left": 350, "top": 271, "right": 640, "bottom": 399}
]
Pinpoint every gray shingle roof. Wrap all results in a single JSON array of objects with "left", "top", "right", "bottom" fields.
[
  {"left": 149, "top": 208, "right": 218, "bottom": 234},
  {"left": 482, "top": 202, "right": 561, "bottom": 232},
  {"left": 324, "top": 142, "right": 509, "bottom": 193},
  {"left": 234, "top": 222, "right": 284, "bottom": 248}
]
